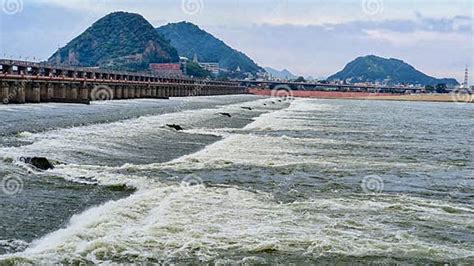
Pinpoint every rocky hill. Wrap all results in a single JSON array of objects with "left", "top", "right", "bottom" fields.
[
  {"left": 328, "top": 55, "right": 459, "bottom": 86},
  {"left": 48, "top": 12, "right": 179, "bottom": 71},
  {"left": 157, "top": 22, "right": 263, "bottom": 74}
]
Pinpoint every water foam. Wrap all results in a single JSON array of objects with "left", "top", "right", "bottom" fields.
[{"left": 2, "top": 184, "right": 472, "bottom": 263}]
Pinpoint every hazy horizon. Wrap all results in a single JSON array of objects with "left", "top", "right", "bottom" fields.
[{"left": 0, "top": 0, "right": 472, "bottom": 81}]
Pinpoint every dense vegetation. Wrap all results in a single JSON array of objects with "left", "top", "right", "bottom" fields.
[
  {"left": 186, "top": 61, "right": 211, "bottom": 78},
  {"left": 48, "top": 12, "right": 179, "bottom": 71},
  {"left": 328, "top": 55, "right": 459, "bottom": 86},
  {"left": 157, "top": 22, "right": 263, "bottom": 74}
]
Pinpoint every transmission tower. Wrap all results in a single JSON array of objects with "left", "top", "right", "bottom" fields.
[{"left": 462, "top": 66, "right": 469, "bottom": 88}]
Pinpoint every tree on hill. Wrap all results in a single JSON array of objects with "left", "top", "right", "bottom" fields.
[
  {"left": 157, "top": 22, "right": 263, "bottom": 74},
  {"left": 294, "top": 76, "right": 306, "bottom": 83},
  {"left": 435, "top": 83, "right": 448, "bottom": 93},
  {"left": 186, "top": 62, "right": 211, "bottom": 78}
]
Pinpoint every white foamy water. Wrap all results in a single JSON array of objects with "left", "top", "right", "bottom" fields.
[{"left": 3, "top": 183, "right": 473, "bottom": 263}]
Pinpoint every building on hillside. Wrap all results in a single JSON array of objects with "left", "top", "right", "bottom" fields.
[
  {"left": 149, "top": 63, "right": 183, "bottom": 77},
  {"left": 192, "top": 53, "right": 220, "bottom": 75},
  {"left": 198, "top": 62, "right": 220, "bottom": 75}
]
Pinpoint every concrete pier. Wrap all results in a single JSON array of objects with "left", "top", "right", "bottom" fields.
[
  {"left": 67, "top": 85, "right": 78, "bottom": 101},
  {"left": 25, "top": 82, "right": 41, "bottom": 103},
  {"left": 123, "top": 87, "right": 129, "bottom": 99},
  {"left": 14, "top": 82, "right": 26, "bottom": 104},
  {"left": 115, "top": 86, "right": 123, "bottom": 99},
  {"left": 54, "top": 84, "right": 66, "bottom": 100},
  {"left": 79, "top": 86, "right": 89, "bottom": 101},
  {"left": 1, "top": 82, "right": 9, "bottom": 103},
  {"left": 135, "top": 87, "right": 141, "bottom": 98}
]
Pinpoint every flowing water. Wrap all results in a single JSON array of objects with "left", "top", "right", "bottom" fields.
[{"left": 0, "top": 95, "right": 472, "bottom": 264}]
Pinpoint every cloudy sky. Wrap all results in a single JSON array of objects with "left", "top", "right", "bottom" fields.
[{"left": 0, "top": 0, "right": 472, "bottom": 81}]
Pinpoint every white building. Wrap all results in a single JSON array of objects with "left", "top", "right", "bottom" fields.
[
  {"left": 193, "top": 54, "right": 220, "bottom": 75},
  {"left": 198, "top": 62, "right": 220, "bottom": 75}
]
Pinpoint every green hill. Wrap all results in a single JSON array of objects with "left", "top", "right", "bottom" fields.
[
  {"left": 328, "top": 55, "right": 459, "bottom": 86},
  {"left": 157, "top": 22, "right": 263, "bottom": 74},
  {"left": 48, "top": 12, "right": 179, "bottom": 71}
]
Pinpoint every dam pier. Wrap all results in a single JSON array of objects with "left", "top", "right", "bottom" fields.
[{"left": 0, "top": 59, "right": 247, "bottom": 104}]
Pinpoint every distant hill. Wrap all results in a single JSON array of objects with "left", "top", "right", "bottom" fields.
[
  {"left": 327, "top": 55, "right": 459, "bottom": 86},
  {"left": 48, "top": 12, "right": 179, "bottom": 71},
  {"left": 264, "top": 67, "right": 297, "bottom": 80},
  {"left": 157, "top": 22, "right": 263, "bottom": 74}
]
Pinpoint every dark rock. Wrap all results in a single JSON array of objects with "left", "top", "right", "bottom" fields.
[
  {"left": 217, "top": 112, "right": 232, "bottom": 118},
  {"left": 166, "top": 124, "right": 184, "bottom": 131},
  {"left": 241, "top": 107, "right": 252, "bottom": 111},
  {"left": 20, "top": 157, "right": 54, "bottom": 170}
]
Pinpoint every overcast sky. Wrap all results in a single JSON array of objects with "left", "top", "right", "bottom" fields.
[{"left": 0, "top": 0, "right": 472, "bottom": 81}]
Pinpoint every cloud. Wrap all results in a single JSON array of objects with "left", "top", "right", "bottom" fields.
[
  {"left": 3, "top": 1, "right": 472, "bottom": 82},
  {"left": 208, "top": 20, "right": 471, "bottom": 81},
  {"left": 363, "top": 29, "right": 467, "bottom": 46}
]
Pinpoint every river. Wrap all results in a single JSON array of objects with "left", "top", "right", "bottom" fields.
[{"left": 0, "top": 95, "right": 472, "bottom": 264}]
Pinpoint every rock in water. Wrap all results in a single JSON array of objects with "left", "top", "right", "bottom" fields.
[
  {"left": 166, "top": 124, "right": 184, "bottom": 131},
  {"left": 20, "top": 157, "right": 54, "bottom": 170},
  {"left": 218, "top": 112, "right": 232, "bottom": 118}
]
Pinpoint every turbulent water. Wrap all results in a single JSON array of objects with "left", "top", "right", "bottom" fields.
[{"left": 0, "top": 96, "right": 472, "bottom": 264}]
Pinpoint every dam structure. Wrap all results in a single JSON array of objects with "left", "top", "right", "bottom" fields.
[{"left": 0, "top": 59, "right": 247, "bottom": 104}]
